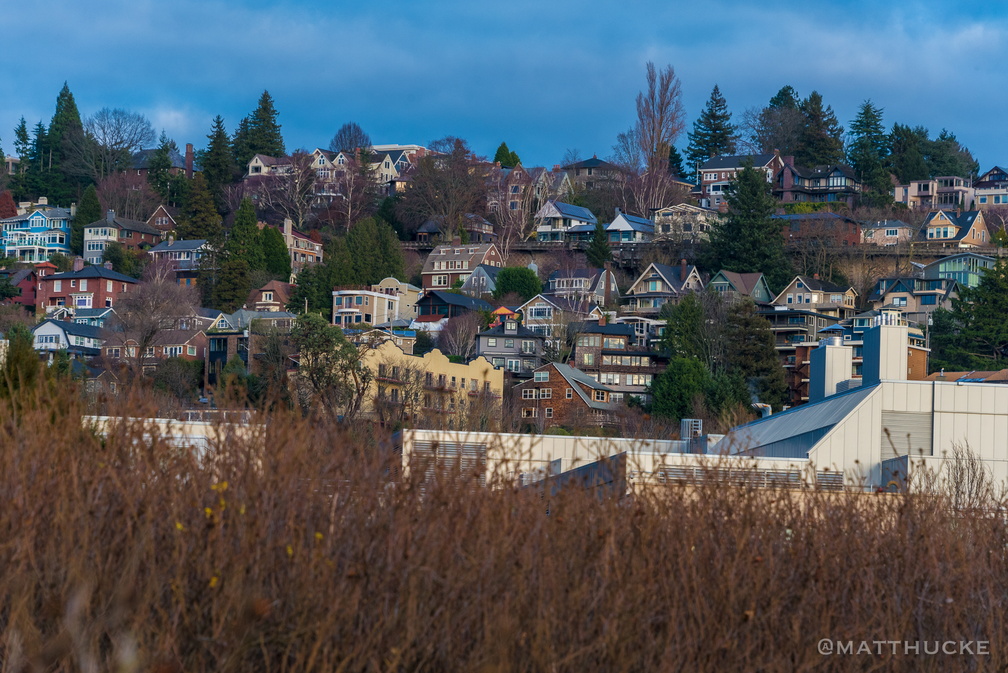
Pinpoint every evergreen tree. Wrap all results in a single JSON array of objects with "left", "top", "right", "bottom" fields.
[
  {"left": 929, "top": 260, "right": 1008, "bottom": 372},
  {"left": 177, "top": 173, "right": 223, "bottom": 244},
  {"left": 231, "top": 116, "right": 253, "bottom": 174},
  {"left": 752, "top": 86, "right": 804, "bottom": 157},
  {"left": 924, "top": 129, "right": 979, "bottom": 179},
  {"left": 795, "top": 91, "right": 844, "bottom": 167},
  {"left": 723, "top": 299, "right": 788, "bottom": 410},
  {"left": 146, "top": 133, "right": 174, "bottom": 203},
  {"left": 493, "top": 267, "right": 542, "bottom": 301},
  {"left": 261, "top": 225, "right": 292, "bottom": 279},
  {"left": 213, "top": 257, "right": 251, "bottom": 312},
  {"left": 586, "top": 220, "right": 612, "bottom": 269},
  {"left": 667, "top": 145, "right": 686, "bottom": 179},
  {"left": 686, "top": 85, "right": 739, "bottom": 169},
  {"left": 43, "top": 82, "right": 87, "bottom": 204},
  {"left": 493, "top": 142, "right": 520, "bottom": 167},
  {"left": 649, "top": 356, "right": 711, "bottom": 422},
  {"left": 73, "top": 184, "right": 102, "bottom": 256},
  {"left": 888, "top": 123, "right": 929, "bottom": 184},
  {"left": 847, "top": 100, "right": 892, "bottom": 207},
  {"left": 709, "top": 162, "right": 791, "bottom": 291},
  {"left": 203, "top": 115, "right": 236, "bottom": 211},
  {"left": 2, "top": 323, "right": 40, "bottom": 396},
  {"left": 226, "top": 197, "right": 264, "bottom": 271},
  {"left": 233, "top": 91, "right": 285, "bottom": 168}
]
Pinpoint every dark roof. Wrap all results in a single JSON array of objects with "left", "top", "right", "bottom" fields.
[
  {"left": 543, "top": 200, "right": 597, "bottom": 223},
  {"left": 86, "top": 214, "right": 161, "bottom": 236},
  {"left": 791, "top": 274, "right": 851, "bottom": 293},
  {"left": 562, "top": 156, "right": 620, "bottom": 171},
  {"left": 649, "top": 262, "right": 698, "bottom": 291},
  {"left": 132, "top": 148, "right": 186, "bottom": 171},
  {"left": 782, "top": 163, "right": 857, "bottom": 180},
  {"left": 148, "top": 239, "right": 207, "bottom": 252},
  {"left": 571, "top": 321, "right": 635, "bottom": 337},
  {"left": 701, "top": 153, "right": 778, "bottom": 171},
  {"left": 548, "top": 362, "right": 616, "bottom": 410},
  {"left": 45, "top": 266, "right": 138, "bottom": 284},
  {"left": 418, "top": 290, "right": 493, "bottom": 311},
  {"left": 548, "top": 267, "right": 603, "bottom": 281},
  {"left": 473, "top": 264, "right": 502, "bottom": 282},
  {"left": 477, "top": 322, "right": 542, "bottom": 338},
  {"left": 34, "top": 319, "right": 105, "bottom": 340},
  {"left": 713, "top": 271, "right": 767, "bottom": 296}
]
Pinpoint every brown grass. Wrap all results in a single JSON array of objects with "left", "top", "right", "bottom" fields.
[{"left": 1, "top": 385, "right": 1006, "bottom": 672}]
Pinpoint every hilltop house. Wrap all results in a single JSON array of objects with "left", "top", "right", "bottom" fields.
[
  {"left": 623, "top": 260, "right": 704, "bottom": 317},
  {"left": 420, "top": 241, "right": 502, "bottom": 291},
  {"left": 83, "top": 210, "right": 163, "bottom": 264},
  {"left": 0, "top": 200, "right": 73, "bottom": 262},
  {"left": 534, "top": 200, "right": 597, "bottom": 242},
  {"left": 919, "top": 210, "right": 990, "bottom": 247}
]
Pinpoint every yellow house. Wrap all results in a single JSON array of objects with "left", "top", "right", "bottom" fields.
[{"left": 362, "top": 341, "right": 504, "bottom": 431}]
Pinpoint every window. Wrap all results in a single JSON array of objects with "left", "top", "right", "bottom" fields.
[
  {"left": 522, "top": 408, "right": 538, "bottom": 418},
  {"left": 504, "top": 339, "right": 514, "bottom": 348},
  {"left": 885, "top": 228, "right": 898, "bottom": 237},
  {"left": 522, "top": 340, "right": 537, "bottom": 354},
  {"left": 582, "top": 353, "right": 594, "bottom": 366},
  {"left": 487, "top": 338, "right": 497, "bottom": 347},
  {"left": 433, "top": 275, "right": 448, "bottom": 287},
  {"left": 594, "top": 390, "right": 606, "bottom": 401},
  {"left": 545, "top": 408, "right": 553, "bottom": 418},
  {"left": 187, "top": 346, "right": 196, "bottom": 356},
  {"left": 54, "top": 280, "right": 62, "bottom": 292},
  {"left": 263, "top": 292, "right": 273, "bottom": 302},
  {"left": 522, "top": 389, "right": 536, "bottom": 399},
  {"left": 533, "top": 370, "right": 549, "bottom": 382},
  {"left": 566, "top": 388, "right": 573, "bottom": 399},
  {"left": 602, "top": 337, "right": 625, "bottom": 350},
  {"left": 538, "top": 388, "right": 552, "bottom": 399}
]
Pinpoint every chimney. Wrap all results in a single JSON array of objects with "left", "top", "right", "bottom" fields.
[
  {"left": 104, "top": 261, "right": 113, "bottom": 270},
  {"left": 185, "top": 143, "right": 194, "bottom": 178},
  {"left": 598, "top": 315, "right": 606, "bottom": 327},
  {"left": 168, "top": 234, "right": 175, "bottom": 245},
  {"left": 72, "top": 256, "right": 85, "bottom": 272},
  {"left": 106, "top": 209, "right": 115, "bottom": 224},
  {"left": 552, "top": 164, "right": 560, "bottom": 172},
  {"left": 813, "top": 272, "right": 820, "bottom": 280},
  {"left": 680, "top": 258, "right": 687, "bottom": 282},
  {"left": 70, "top": 202, "right": 76, "bottom": 217},
  {"left": 452, "top": 236, "right": 461, "bottom": 246},
  {"left": 784, "top": 155, "right": 795, "bottom": 167},
  {"left": 809, "top": 337, "right": 853, "bottom": 403},
  {"left": 283, "top": 217, "right": 293, "bottom": 239}
]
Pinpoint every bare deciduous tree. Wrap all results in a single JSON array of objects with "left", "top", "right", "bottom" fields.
[
  {"left": 319, "top": 152, "right": 379, "bottom": 231},
  {"left": 67, "top": 108, "right": 157, "bottom": 182},
  {"left": 96, "top": 171, "right": 161, "bottom": 221},
  {"left": 107, "top": 260, "right": 200, "bottom": 380},
  {"left": 635, "top": 62, "right": 686, "bottom": 172},
  {"left": 437, "top": 313, "right": 483, "bottom": 361},
  {"left": 398, "top": 137, "right": 488, "bottom": 238},
  {"left": 328, "top": 122, "right": 372, "bottom": 153},
  {"left": 487, "top": 167, "right": 535, "bottom": 263},
  {"left": 255, "top": 150, "right": 321, "bottom": 230}
]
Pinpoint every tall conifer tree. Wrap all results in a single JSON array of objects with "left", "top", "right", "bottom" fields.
[{"left": 686, "top": 85, "right": 738, "bottom": 170}]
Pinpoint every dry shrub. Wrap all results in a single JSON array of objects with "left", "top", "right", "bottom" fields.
[{"left": 0, "top": 385, "right": 1006, "bottom": 671}]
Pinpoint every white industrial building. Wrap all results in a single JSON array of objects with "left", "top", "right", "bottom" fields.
[{"left": 716, "top": 323, "right": 1008, "bottom": 490}]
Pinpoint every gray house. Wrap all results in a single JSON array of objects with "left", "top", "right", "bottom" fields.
[
  {"left": 475, "top": 318, "right": 547, "bottom": 377},
  {"left": 459, "top": 264, "right": 502, "bottom": 297}
]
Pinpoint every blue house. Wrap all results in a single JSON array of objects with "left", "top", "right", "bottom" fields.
[{"left": 0, "top": 202, "right": 73, "bottom": 262}]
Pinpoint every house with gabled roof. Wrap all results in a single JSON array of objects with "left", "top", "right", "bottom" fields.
[
  {"left": 246, "top": 280, "right": 292, "bottom": 312},
  {"left": 420, "top": 241, "right": 502, "bottom": 290},
  {"left": 415, "top": 290, "right": 494, "bottom": 322},
  {"left": 867, "top": 276, "right": 957, "bottom": 325},
  {"left": 774, "top": 158, "right": 863, "bottom": 207},
  {"left": 604, "top": 210, "right": 655, "bottom": 243},
  {"left": 569, "top": 318, "right": 665, "bottom": 404},
  {"left": 697, "top": 151, "right": 783, "bottom": 211},
  {"left": 146, "top": 205, "right": 179, "bottom": 233},
  {"left": 32, "top": 319, "right": 104, "bottom": 359},
  {"left": 459, "top": 264, "right": 502, "bottom": 297},
  {"left": 622, "top": 260, "right": 704, "bottom": 317},
  {"left": 771, "top": 275, "right": 857, "bottom": 319},
  {"left": 527, "top": 166, "right": 573, "bottom": 204},
  {"left": 545, "top": 266, "right": 619, "bottom": 305},
  {"left": 517, "top": 293, "right": 603, "bottom": 343},
  {"left": 0, "top": 202, "right": 73, "bottom": 262},
  {"left": 35, "top": 264, "right": 138, "bottom": 313},
  {"left": 708, "top": 270, "right": 774, "bottom": 304},
  {"left": 919, "top": 210, "right": 990, "bottom": 247},
  {"left": 561, "top": 156, "right": 623, "bottom": 191},
  {"left": 83, "top": 210, "right": 164, "bottom": 264},
  {"left": 973, "top": 166, "right": 1008, "bottom": 209},
  {"left": 513, "top": 361, "right": 618, "bottom": 430},
  {"left": 475, "top": 316, "right": 547, "bottom": 376},
  {"left": 534, "top": 200, "right": 597, "bottom": 242},
  {"left": 132, "top": 143, "right": 196, "bottom": 179},
  {"left": 921, "top": 252, "right": 996, "bottom": 289}
]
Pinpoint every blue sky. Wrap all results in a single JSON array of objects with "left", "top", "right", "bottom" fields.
[{"left": 4, "top": 1, "right": 1006, "bottom": 170}]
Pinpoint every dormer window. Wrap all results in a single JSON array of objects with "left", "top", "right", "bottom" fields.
[{"left": 506, "top": 321, "right": 517, "bottom": 331}]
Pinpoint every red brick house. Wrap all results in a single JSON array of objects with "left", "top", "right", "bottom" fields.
[
  {"left": 1, "top": 261, "right": 56, "bottom": 309},
  {"left": 35, "top": 263, "right": 138, "bottom": 313},
  {"left": 420, "top": 241, "right": 502, "bottom": 291},
  {"left": 513, "top": 362, "right": 618, "bottom": 430}
]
